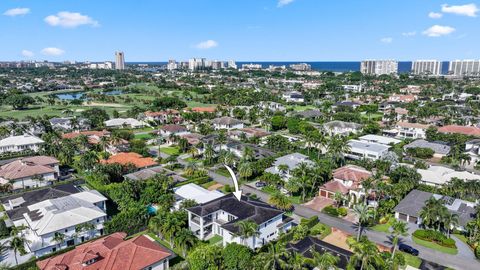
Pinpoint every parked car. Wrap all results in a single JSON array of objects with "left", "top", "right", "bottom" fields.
[
  {"left": 255, "top": 181, "right": 267, "bottom": 188},
  {"left": 399, "top": 244, "right": 419, "bottom": 256}
]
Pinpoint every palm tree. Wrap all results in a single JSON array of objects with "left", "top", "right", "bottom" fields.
[
  {"left": 327, "top": 135, "right": 350, "bottom": 165},
  {"left": 238, "top": 162, "right": 253, "bottom": 181},
  {"left": 443, "top": 212, "right": 459, "bottom": 238},
  {"left": 220, "top": 150, "right": 235, "bottom": 167},
  {"left": 288, "top": 252, "right": 308, "bottom": 270},
  {"left": 390, "top": 220, "right": 408, "bottom": 259},
  {"left": 53, "top": 232, "right": 66, "bottom": 250},
  {"left": 77, "top": 151, "right": 99, "bottom": 171},
  {"left": 203, "top": 144, "right": 215, "bottom": 164},
  {"left": 99, "top": 136, "right": 110, "bottom": 155},
  {"left": 333, "top": 191, "right": 345, "bottom": 208},
  {"left": 8, "top": 236, "right": 27, "bottom": 266},
  {"left": 188, "top": 147, "right": 199, "bottom": 158},
  {"left": 242, "top": 146, "right": 255, "bottom": 162},
  {"left": 162, "top": 215, "right": 184, "bottom": 248},
  {"left": 256, "top": 242, "right": 288, "bottom": 270},
  {"left": 149, "top": 214, "right": 164, "bottom": 239},
  {"left": 268, "top": 191, "right": 292, "bottom": 211},
  {"left": 235, "top": 220, "right": 259, "bottom": 246},
  {"left": 184, "top": 161, "right": 198, "bottom": 176},
  {"left": 311, "top": 249, "right": 339, "bottom": 270},
  {"left": 347, "top": 236, "right": 384, "bottom": 270},
  {"left": 174, "top": 228, "right": 197, "bottom": 257},
  {"left": 353, "top": 203, "right": 374, "bottom": 241},
  {"left": 278, "top": 164, "right": 289, "bottom": 178}
]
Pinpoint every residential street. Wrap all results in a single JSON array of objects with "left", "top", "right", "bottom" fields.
[{"left": 205, "top": 168, "right": 479, "bottom": 270}]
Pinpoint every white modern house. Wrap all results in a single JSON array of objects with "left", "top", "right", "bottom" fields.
[
  {"left": 186, "top": 194, "right": 293, "bottom": 249},
  {"left": 282, "top": 91, "right": 305, "bottom": 103},
  {"left": 346, "top": 140, "right": 390, "bottom": 161},
  {"left": 104, "top": 118, "right": 147, "bottom": 129},
  {"left": 212, "top": 117, "right": 244, "bottom": 130},
  {"left": 395, "top": 122, "right": 430, "bottom": 139},
  {"left": 173, "top": 183, "right": 224, "bottom": 210},
  {"left": 265, "top": 153, "right": 314, "bottom": 180},
  {"left": 417, "top": 165, "right": 480, "bottom": 187},
  {"left": 323, "top": 121, "right": 363, "bottom": 136},
  {"left": 0, "top": 134, "right": 44, "bottom": 154},
  {"left": 358, "top": 134, "right": 401, "bottom": 145},
  {"left": 19, "top": 190, "right": 108, "bottom": 257}
]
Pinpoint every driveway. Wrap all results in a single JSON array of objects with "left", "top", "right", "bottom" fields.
[{"left": 304, "top": 196, "right": 333, "bottom": 212}]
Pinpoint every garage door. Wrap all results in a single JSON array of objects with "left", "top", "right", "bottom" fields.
[
  {"left": 409, "top": 216, "right": 418, "bottom": 224},
  {"left": 320, "top": 190, "right": 327, "bottom": 197},
  {"left": 398, "top": 213, "right": 408, "bottom": 221}
]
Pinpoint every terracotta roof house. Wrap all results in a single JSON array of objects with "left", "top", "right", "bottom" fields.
[
  {"left": 319, "top": 165, "right": 372, "bottom": 202},
  {"left": 101, "top": 152, "right": 157, "bottom": 168},
  {"left": 36, "top": 232, "right": 173, "bottom": 270},
  {"left": 0, "top": 156, "right": 60, "bottom": 190},
  {"left": 62, "top": 130, "right": 111, "bottom": 144},
  {"left": 186, "top": 107, "right": 216, "bottom": 113},
  {"left": 144, "top": 109, "right": 182, "bottom": 124},
  {"left": 438, "top": 125, "right": 480, "bottom": 137}
]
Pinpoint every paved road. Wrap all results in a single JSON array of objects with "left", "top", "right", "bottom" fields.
[{"left": 205, "top": 170, "right": 478, "bottom": 270}]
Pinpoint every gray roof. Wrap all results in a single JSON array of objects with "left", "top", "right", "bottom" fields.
[
  {"left": 187, "top": 193, "right": 284, "bottom": 234},
  {"left": 394, "top": 189, "right": 477, "bottom": 226},
  {"left": 404, "top": 139, "right": 451, "bottom": 155},
  {"left": 324, "top": 120, "right": 363, "bottom": 130},
  {"left": 294, "top": 109, "right": 323, "bottom": 118},
  {"left": 124, "top": 166, "right": 186, "bottom": 183},
  {"left": 212, "top": 117, "right": 243, "bottom": 126},
  {"left": 394, "top": 189, "right": 432, "bottom": 218}
]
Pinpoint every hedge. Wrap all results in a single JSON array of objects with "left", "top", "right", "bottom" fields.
[
  {"left": 412, "top": 229, "right": 456, "bottom": 249},
  {"left": 322, "top": 206, "right": 348, "bottom": 217},
  {"left": 476, "top": 246, "right": 480, "bottom": 259},
  {"left": 300, "top": 216, "right": 319, "bottom": 229}
]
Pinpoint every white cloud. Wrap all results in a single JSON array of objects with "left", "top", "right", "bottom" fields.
[
  {"left": 3, "top": 8, "right": 30, "bottom": 17},
  {"left": 277, "top": 0, "right": 295, "bottom": 7},
  {"left": 423, "top": 25, "right": 455, "bottom": 37},
  {"left": 441, "top": 3, "right": 479, "bottom": 17},
  {"left": 41, "top": 47, "right": 65, "bottom": 56},
  {"left": 428, "top": 12, "right": 443, "bottom": 19},
  {"left": 380, "top": 37, "right": 393, "bottom": 44},
  {"left": 195, "top": 40, "right": 218, "bottom": 50},
  {"left": 21, "top": 50, "right": 34, "bottom": 58},
  {"left": 402, "top": 31, "right": 417, "bottom": 37},
  {"left": 44, "top": 11, "right": 99, "bottom": 28}
]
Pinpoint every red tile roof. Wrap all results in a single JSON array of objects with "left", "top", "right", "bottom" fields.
[
  {"left": 332, "top": 165, "right": 372, "bottom": 183},
  {"left": 62, "top": 130, "right": 110, "bottom": 140},
  {"left": 187, "top": 107, "right": 216, "bottom": 113},
  {"left": 36, "top": 232, "right": 172, "bottom": 270},
  {"left": 101, "top": 152, "right": 157, "bottom": 168},
  {"left": 438, "top": 125, "right": 480, "bottom": 137},
  {"left": 0, "top": 156, "right": 58, "bottom": 181},
  {"left": 320, "top": 180, "right": 350, "bottom": 194}
]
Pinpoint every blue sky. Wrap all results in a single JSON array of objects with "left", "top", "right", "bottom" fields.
[{"left": 1, "top": 0, "right": 479, "bottom": 61}]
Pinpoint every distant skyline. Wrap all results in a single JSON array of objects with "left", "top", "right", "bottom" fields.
[{"left": 1, "top": 0, "right": 479, "bottom": 61}]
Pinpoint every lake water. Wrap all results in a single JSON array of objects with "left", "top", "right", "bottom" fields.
[{"left": 55, "top": 90, "right": 123, "bottom": 100}]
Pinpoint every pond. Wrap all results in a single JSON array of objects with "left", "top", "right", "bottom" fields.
[
  {"left": 55, "top": 89, "right": 124, "bottom": 100},
  {"left": 55, "top": 92, "right": 86, "bottom": 100}
]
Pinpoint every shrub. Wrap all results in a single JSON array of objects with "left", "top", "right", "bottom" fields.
[
  {"left": 322, "top": 205, "right": 339, "bottom": 217},
  {"left": 224, "top": 184, "right": 232, "bottom": 193},
  {"left": 475, "top": 246, "right": 480, "bottom": 259},
  {"left": 194, "top": 176, "right": 210, "bottom": 185},
  {"left": 338, "top": 207, "right": 348, "bottom": 217},
  {"left": 300, "top": 216, "right": 319, "bottom": 229},
  {"left": 0, "top": 220, "right": 10, "bottom": 238},
  {"left": 413, "top": 229, "right": 457, "bottom": 248}
]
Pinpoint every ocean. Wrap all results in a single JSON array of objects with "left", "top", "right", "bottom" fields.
[{"left": 128, "top": 61, "right": 450, "bottom": 74}]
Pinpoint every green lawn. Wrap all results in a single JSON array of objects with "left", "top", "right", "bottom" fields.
[
  {"left": 201, "top": 181, "right": 218, "bottom": 189},
  {"left": 412, "top": 236, "right": 458, "bottom": 255},
  {"left": 288, "top": 105, "right": 316, "bottom": 112},
  {"left": 215, "top": 167, "right": 231, "bottom": 178},
  {"left": 159, "top": 146, "right": 180, "bottom": 155},
  {"left": 134, "top": 133, "right": 154, "bottom": 140},
  {"left": 208, "top": 235, "right": 223, "bottom": 245},
  {"left": 400, "top": 251, "right": 422, "bottom": 268},
  {"left": 262, "top": 185, "right": 303, "bottom": 204},
  {"left": 371, "top": 219, "right": 394, "bottom": 233}
]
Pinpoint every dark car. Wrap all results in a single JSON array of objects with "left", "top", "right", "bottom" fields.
[
  {"left": 399, "top": 244, "right": 419, "bottom": 256},
  {"left": 255, "top": 181, "right": 267, "bottom": 188}
]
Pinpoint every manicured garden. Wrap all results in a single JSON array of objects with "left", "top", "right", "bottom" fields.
[
  {"left": 412, "top": 229, "right": 458, "bottom": 255},
  {"left": 371, "top": 217, "right": 394, "bottom": 233}
]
